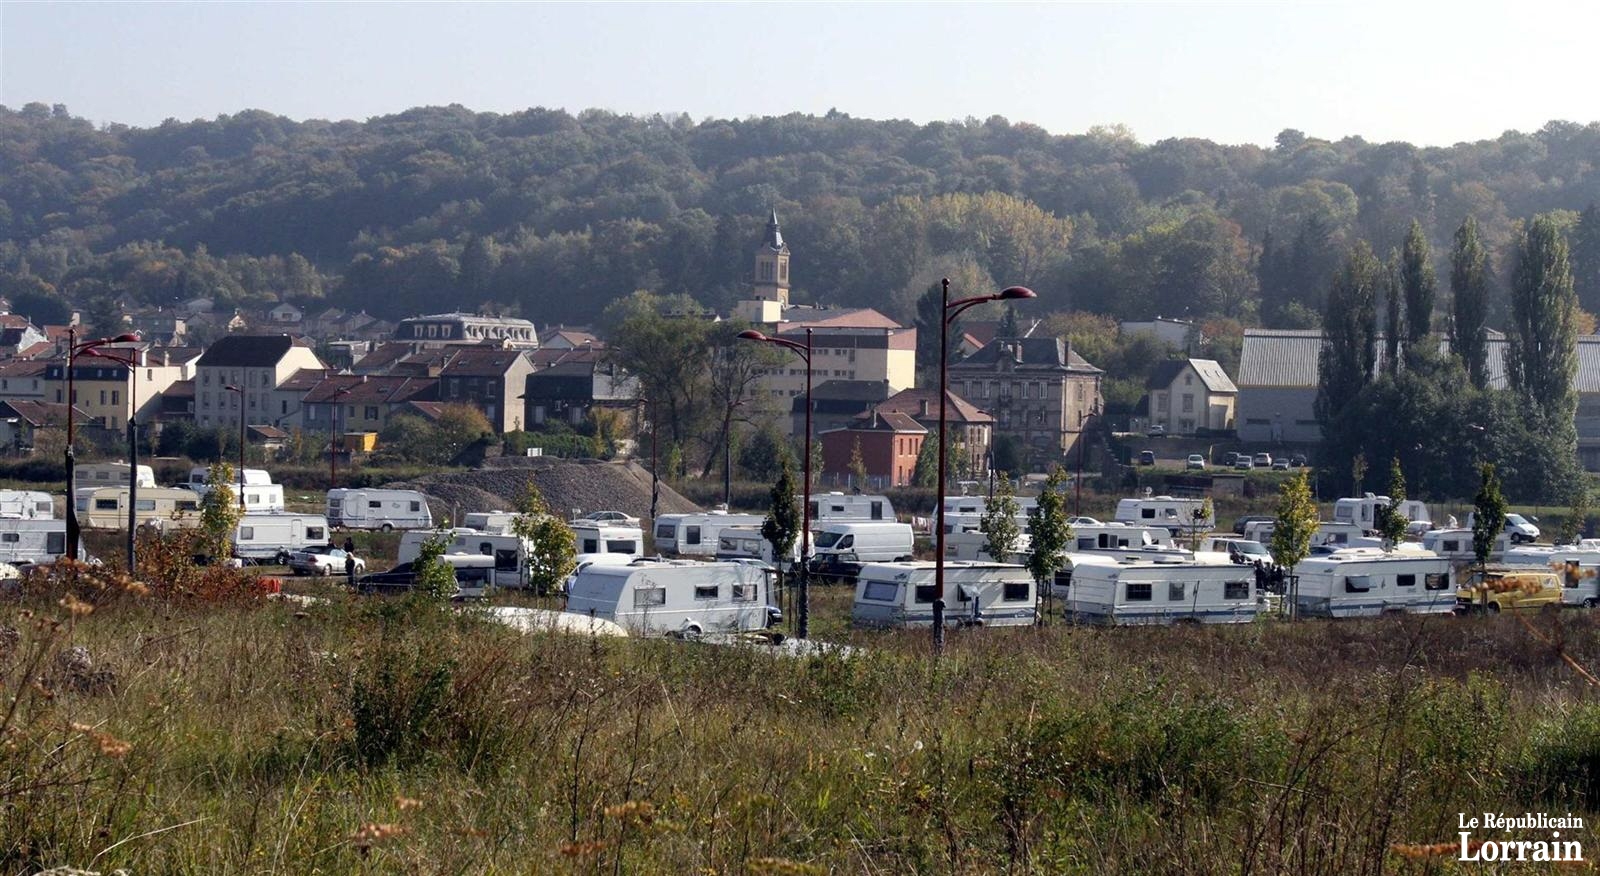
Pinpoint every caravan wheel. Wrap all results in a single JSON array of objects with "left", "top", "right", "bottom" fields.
[
  {"left": 380, "top": 523, "right": 394, "bottom": 533},
  {"left": 275, "top": 551, "right": 290, "bottom": 566},
  {"left": 680, "top": 622, "right": 704, "bottom": 640}
]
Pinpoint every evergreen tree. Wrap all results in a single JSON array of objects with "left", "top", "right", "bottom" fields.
[
  {"left": 999, "top": 304, "right": 1020, "bottom": 338},
  {"left": 1374, "top": 457, "right": 1408, "bottom": 548},
  {"left": 1271, "top": 471, "right": 1319, "bottom": 621},
  {"left": 979, "top": 471, "right": 1021, "bottom": 562},
  {"left": 1400, "top": 219, "right": 1437, "bottom": 358},
  {"left": 1316, "top": 242, "right": 1381, "bottom": 488},
  {"left": 1507, "top": 214, "right": 1579, "bottom": 424},
  {"left": 1450, "top": 216, "right": 1492, "bottom": 389},
  {"left": 761, "top": 458, "right": 801, "bottom": 576},
  {"left": 1472, "top": 463, "right": 1507, "bottom": 571},
  {"left": 1560, "top": 480, "right": 1590, "bottom": 546},
  {"left": 1383, "top": 249, "right": 1402, "bottom": 375},
  {"left": 912, "top": 431, "right": 940, "bottom": 488},
  {"left": 1571, "top": 203, "right": 1600, "bottom": 315}
]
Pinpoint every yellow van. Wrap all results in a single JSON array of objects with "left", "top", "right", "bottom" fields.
[{"left": 1455, "top": 569, "right": 1564, "bottom": 614}]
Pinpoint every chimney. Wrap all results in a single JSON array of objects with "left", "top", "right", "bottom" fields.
[{"left": 919, "top": 398, "right": 929, "bottom": 417}]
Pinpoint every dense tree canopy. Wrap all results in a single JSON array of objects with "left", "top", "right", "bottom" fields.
[{"left": 4, "top": 104, "right": 1600, "bottom": 332}]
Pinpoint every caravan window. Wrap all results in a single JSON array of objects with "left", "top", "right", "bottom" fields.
[
  {"left": 694, "top": 585, "right": 719, "bottom": 601},
  {"left": 633, "top": 587, "right": 666, "bottom": 608},
  {"left": 494, "top": 549, "right": 518, "bottom": 572},
  {"left": 34, "top": 501, "right": 49, "bottom": 514},
  {"left": 1442, "top": 539, "right": 1460, "bottom": 552},
  {"left": 95, "top": 499, "right": 118, "bottom": 511},
  {"left": 1425, "top": 572, "right": 1450, "bottom": 591},
  {"left": 1168, "top": 582, "right": 1185, "bottom": 601},
  {"left": 871, "top": 501, "right": 884, "bottom": 520},
  {"left": 178, "top": 500, "right": 198, "bottom": 512},
  {"left": 306, "top": 526, "right": 325, "bottom": 541},
  {"left": 239, "top": 527, "right": 255, "bottom": 540},
  {"left": 913, "top": 583, "right": 937, "bottom": 604},
  {"left": 656, "top": 523, "right": 674, "bottom": 540},
  {"left": 136, "top": 499, "right": 155, "bottom": 511},
  {"left": 1224, "top": 580, "right": 1249, "bottom": 600},
  {"left": 409, "top": 502, "right": 421, "bottom": 512},
  {"left": 582, "top": 539, "right": 599, "bottom": 554},
  {"left": 1396, "top": 574, "right": 1416, "bottom": 588},
  {"left": 862, "top": 580, "right": 898, "bottom": 602},
  {"left": 732, "top": 582, "right": 757, "bottom": 602},
  {"left": 1077, "top": 537, "right": 1095, "bottom": 549},
  {"left": 1, "top": 533, "right": 17, "bottom": 543},
  {"left": 1002, "top": 580, "right": 1030, "bottom": 601},
  {"left": 607, "top": 540, "right": 637, "bottom": 554},
  {"left": 477, "top": 542, "right": 494, "bottom": 556},
  {"left": 368, "top": 501, "right": 382, "bottom": 509},
  {"left": 686, "top": 526, "right": 701, "bottom": 546},
  {"left": 1345, "top": 576, "right": 1371, "bottom": 593},
  {"left": 1126, "top": 583, "right": 1152, "bottom": 601},
  {"left": 47, "top": 532, "right": 64, "bottom": 554},
  {"left": 1141, "top": 509, "right": 1155, "bottom": 520}
]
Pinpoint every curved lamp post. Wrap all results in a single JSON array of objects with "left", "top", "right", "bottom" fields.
[
  {"left": 224, "top": 384, "right": 246, "bottom": 510},
  {"left": 736, "top": 327, "right": 813, "bottom": 639},
  {"left": 936, "top": 279, "right": 1036, "bottom": 654},
  {"left": 64, "top": 330, "right": 140, "bottom": 561}
]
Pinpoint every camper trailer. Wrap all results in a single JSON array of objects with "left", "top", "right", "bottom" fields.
[
  {"left": 462, "top": 511, "right": 517, "bottom": 533},
  {"left": 565, "top": 561, "right": 780, "bottom": 637},
  {"left": 1421, "top": 528, "right": 1510, "bottom": 564},
  {"left": 0, "top": 490, "right": 54, "bottom": 519},
  {"left": 809, "top": 492, "right": 897, "bottom": 522},
  {"left": 714, "top": 526, "right": 808, "bottom": 567},
  {"left": 1332, "top": 494, "right": 1432, "bottom": 532},
  {"left": 852, "top": 561, "right": 1037, "bottom": 628},
  {"left": 188, "top": 466, "right": 272, "bottom": 488},
  {"left": 944, "top": 529, "right": 1032, "bottom": 563},
  {"left": 74, "top": 462, "right": 156, "bottom": 490},
  {"left": 231, "top": 514, "right": 331, "bottom": 563},
  {"left": 1243, "top": 520, "right": 1366, "bottom": 549},
  {"left": 810, "top": 521, "right": 916, "bottom": 579},
  {"left": 571, "top": 522, "right": 644, "bottom": 559},
  {"left": 1505, "top": 545, "right": 1600, "bottom": 607},
  {"left": 939, "top": 509, "right": 1035, "bottom": 537},
  {"left": 1114, "top": 495, "right": 1213, "bottom": 533},
  {"left": 941, "top": 495, "right": 1039, "bottom": 517},
  {"left": 1291, "top": 547, "right": 1456, "bottom": 617},
  {"left": 652, "top": 512, "right": 766, "bottom": 556},
  {"left": 1062, "top": 554, "right": 1260, "bottom": 625},
  {"left": 0, "top": 518, "right": 68, "bottom": 565},
  {"left": 398, "top": 527, "right": 532, "bottom": 589},
  {"left": 326, "top": 488, "right": 433, "bottom": 531},
  {"left": 194, "top": 483, "right": 285, "bottom": 513},
  {"left": 1071, "top": 523, "right": 1176, "bottom": 552},
  {"left": 73, "top": 487, "right": 200, "bottom": 530}
]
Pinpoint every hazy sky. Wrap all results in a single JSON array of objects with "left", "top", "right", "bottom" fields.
[{"left": 2, "top": 1, "right": 1596, "bottom": 146}]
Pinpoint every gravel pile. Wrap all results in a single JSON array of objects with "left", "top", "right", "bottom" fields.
[{"left": 389, "top": 458, "right": 700, "bottom": 524}]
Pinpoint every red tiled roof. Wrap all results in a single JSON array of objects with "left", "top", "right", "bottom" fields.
[
  {"left": 304, "top": 374, "right": 437, "bottom": 405},
  {"left": 875, "top": 388, "right": 994, "bottom": 425},
  {"left": 400, "top": 400, "right": 446, "bottom": 422},
  {"left": 0, "top": 358, "right": 50, "bottom": 378}
]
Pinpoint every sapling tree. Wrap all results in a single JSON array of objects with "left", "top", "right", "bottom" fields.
[
  {"left": 1026, "top": 466, "right": 1073, "bottom": 623},
  {"left": 1374, "top": 457, "right": 1408, "bottom": 549},
  {"left": 412, "top": 527, "right": 456, "bottom": 602},
  {"left": 980, "top": 471, "right": 1021, "bottom": 562},
  {"left": 762, "top": 458, "right": 801, "bottom": 590},
  {"left": 511, "top": 483, "right": 577, "bottom": 597},
  {"left": 1271, "top": 472, "right": 1319, "bottom": 621},
  {"left": 197, "top": 462, "right": 241, "bottom": 564}
]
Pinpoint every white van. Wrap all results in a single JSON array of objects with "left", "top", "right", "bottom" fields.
[
  {"left": 1113, "top": 495, "right": 1213, "bottom": 533},
  {"left": 852, "top": 561, "right": 1037, "bottom": 628},
  {"left": 571, "top": 522, "right": 644, "bottom": 559},
  {"left": 1505, "top": 544, "right": 1600, "bottom": 607},
  {"left": 1421, "top": 528, "right": 1510, "bottom": 563},
  {"left": 652, "top": 512, "right": 765, "bottom": 556},
  {"left": 74, "top": 462, "right": 155, "bottom": 490},
  {"left": 232, "top": 513, "right": 331, "bottom": 563},
  {"left": 0, "top": 490, "right": 54, "bottom": 519},
  {"left": 565, "top": 561, "right": 781, "bottom": 637},
  {"left": 189, "top": 466, "right": 272, "bottom": 488},
  {"left": 1332, "top": 494, "right": 1432, "bottom": 531},
  {"left": 810, "top": 492, "right": 896, "bottom": 522},
  {"left": 0, "top": 518, "right": 68, "bottom": 565},
  {"left": 326, "top": 488, "right": 432, "bottom": 531},
  {"left": 1291, "top": 547, "right": 1455, "bottom": 617},
  {"left": 810, "top": 521, "right": 916, "bottom": 577},
  {"left": 74, "top": 487, "right": 200, "bottom": 530},
  {"left": 1465, "top": 511, "right": 1541, "bottom": 544},
  {"left": 195, "top": 483, "right": 285, "bottom": 513},
  {"left": 1063, "top": 554, "right": 1260, "bottom": 625}
]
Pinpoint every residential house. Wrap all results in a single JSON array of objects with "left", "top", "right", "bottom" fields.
[
  {"left": 159, "top": 379, "right": 195, "bottom": 423},
  {"left": 268, "top": 302, "right": 304, "bottom": 324},
  {"left": 871, "top": 387, "right": 994, "bottom": 476},
  {"left": 0, "top": 315, "right": 46, "bottom": 358},
  {"left": 131, "top": 311, "right": 188, "bottom": 346},
  {"left": 193, "top": 335, "right": 327, "bottom": 430},
  {"left": 947, "top": 337, "right": 1104, "bottom": 468},
  {"left": 819, "top": 410, "right": 926, "bottom": 489},
  {"left": 0, "top": 360, "right": 50, "bottom": 402},
  {"left": 1235, "top": 329, "right": 1332, "bottom": 444},
  {"left": 44, "top": 344, "right": 200, "bottom": 433},
  {"left": 351, "top": 342, "right": 453, "bottom": 377},
  {"left": 306, "top": 308, "right": 347, "bottom": 337},
  {"left": 759, "top": 308, "right": 916, "bottom": 402},
  {"left": 246, "top": 424, "right": 289, "bottom": 453},
  {"left": 790, "top": 379, "right": 892, "bottom": 437},
  {"left": 266, "top": 368, "right": 330, "bottom": 431},
  {"left": 394, "top": 313, "right": 540, "bottom": 350},
  {"left": 538, "top": 328, "right": 601, "bottom": 351},
  {"left": 1146, "top": 359, "right": 1237, "bottom": 435},
  {"left": 0, "top": 400, "right": 89, "bottom": 452},
  {"left": 323, "top": 340, "right": 373, "bottom": 371},
  {"left": 522, "top": 348, "right": 637, "bottom": 428},
  {"left": 302, "top": 374, "right": 439, "bottom": 435},
  {"left": 437, "top": 348, "right": 535, "bottom": 432},
  {"left": 1120, "top": 317, "right": 1198, "bottom": 351}
]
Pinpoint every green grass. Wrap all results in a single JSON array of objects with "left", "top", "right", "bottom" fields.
[{"left": 5, "top": 574, "right": 1600, "bottom": 873}]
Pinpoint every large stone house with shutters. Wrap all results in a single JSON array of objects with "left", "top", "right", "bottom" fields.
[{"left": 947, "top": 337, "right": 1103, "bottom": 469}]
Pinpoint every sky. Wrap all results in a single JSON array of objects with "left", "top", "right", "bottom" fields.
[{"left": 1, "top": 1, "right": 1597, "bottom": 147}]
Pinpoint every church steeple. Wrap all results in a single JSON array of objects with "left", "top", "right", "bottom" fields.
[{"left": 753, "top": 207, "right": 790, "bottom": 305}]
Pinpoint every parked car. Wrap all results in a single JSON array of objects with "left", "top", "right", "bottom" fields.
[
  {"left": 1271, "top": 459, "right": 1290, "bottom": 471},
  {"left": 1186, "top": 454, "right": 1207, "bottom": 470},
  {"left": 1234, "top": 515, "right": 1273, "bottom": 535},
  {"left": 1066, "top": 516, "right": 1102, "bottom": 527},
  {"left": 1290, "top": 453, "right": 1308, "bottom": 467},
  {"left": 1138, "top": 450, "right": 1156, "bottom": 466},
  {"left": 1148, "top": 424, "right": 1166, "bottom": 437},
  {"left": 1456, "top": 569, "right": 1563, "bottom": 614},
  {"left": 289, "top": 546, "right": 365, "bottom": 577},
  {"left": 1253, "top": 452, "right": 1272, "bottom": 467},
  {"left": 579, "top": 510, "right": 642, "bottom": 527},
  {"left": 1234, "top": 456, "right": 1253, "bottom": 470}
]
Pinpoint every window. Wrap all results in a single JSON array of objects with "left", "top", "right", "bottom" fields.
[
  {"left": 656, "top": 523, "right": 674, "bottom": 540},
  {"left": 1425, "top": 572, "right": 1450, "bottom": 591},
  {"left": 369, "top": 501, "right": 382, "bottom": 509},
  {"left": 1442, "top": 540, "right": 1460, "bottom": 553},
  {"left": 1168, "top": 581, "right": 1185, "bottom": 601},
  {"left": 1, "top": 533, "right": 17, "bottom": 543},
  {"left": 409, "top": 502, "right": 421, "bottom": 512},
  {"left": 99, "top": 390, "right": 106, "bottom": 405},
  {"left": 1345, "top": 576, "right": 1371, "bottom": 593},
  {"left": 913, "top": 583, "right": 938, "bottom": 604},
  {"left": 111, "top": 390, "right": 120, "bottom": 405},
  {"left": 694, "top": 584, "right": 719, "bottom": 600},
  {"left": 1077, "top": 536, "right": 1096, "bottom": 550},
  {"left": 838, "top": 535, "right": 854, "bottom": 549},
  {"left": 47, "top": 532, "right": 64, "bottom": 554},
  {"left": 365, "top": 406, "right": 379, "bottom": 419},
  {"left": 686, "top": 526, "right": 701, "bottom": 546},
  {"left": 582, "top": 538, "right": 599, "bottom": 554},
  {"left": 136, "top": 499, "right": 156, "bottom": 511},
  {"left": 1181, "top": 395, "right": 1194, "bottom": 413},
  {"left": 633, "top": 587, "right": 666, "bottom": 608},
  {"left": 1396, "top": 574, "right": 1416, "bottom": 588},
  {"left": 494, "top": 549, "right": 518, "bottom": 571},
  {"left": 1126, "top": 583, "right": 1152, "bottom": 601},
  {"left": 238, "top": 526, "right": 255, "bottom": 540},
  {"left": 607, "top": 540, "right": 636, "bottom": 554},
  {"left": 307, "top": 527, "right": 325, "bottom": 541},
  {"left": 1141, "top": 509, "right": 1155, "bottom": 520},
  {"left": 95, "top": 498, "right": 118, "bottom": 510},
  {"left": 1156, "top": 393, "right": 1169, "bottom": 412},
  {"left": 177, "top": 500, "right": 198, "bottom": 512},
  {"left": 1224, "top": 580, "right": 1249, "bottom": 600},
  {"left": 863, "top": 580, "right": 898, "bottom": 602},
  {"left": 1002, "top": 580, "right": 1030, "bottom": 601},
  {"left": 732, "top": 582, "right": 757, "bottom": 602}
]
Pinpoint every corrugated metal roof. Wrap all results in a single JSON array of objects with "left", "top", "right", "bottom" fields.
[{"left": 1237, "top": 330, "right": 1323, "bottom": 387}]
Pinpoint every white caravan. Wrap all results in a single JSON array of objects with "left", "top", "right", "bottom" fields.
[
  {"left": 398, "top": 527, "right": 532, "bottom": 589},
  {"left": 940, "top": 510, "right": 1034, "bottom": 537},
  {"left": 1071, "top": 523, "right": 1176, "bottom": 552},
  {"left": 943, "top": 529, "right": 1032, "bottom": 563},
  {"left": 1114, "top": 495, "right": 1213, "bottom": 533},
  {"left": 0, "top": 518, "right": 68, "bottom": 565},
  {"left": 1421, "top": 528, "right": 1510, "bottom": 563},
  {"left": 1505, "top": 544, "right": 1600, "bottom": 607},
  {"left": 652, "top": 512, "right": 766, "bottom": 556},
  {"left": 1332, "top": 494, "right": 1432, "bottom": 531},
  {"left": 462, "top": 511, "right": 517, "bottom": 533},
  {"left": 1291, "top": 547, "right": 1456, "bottom": 617},
  {"left": 565, "top": 561, "right": 781, "bottom": 637},
  {"left": 0, "top": 490, "right": 54, "bottom": 519},
  {"left": 714, "top": 526, "right": 807, "bottom": 567},
  {"left": 809, "top": 492, "right": 897, "bottom": 522},
  {"left": 74, "top": 462, "right": 156, "bottom": 490},
  {"left": 194, "top": 483, "right": 285, "bottom": 513},
  {"left": 326, "top": 488, "right": 433, "bottom": 531},
  {"left": 810, "top": 521, "right": 916, "bottom": 575},
  {"left": 1063, "top": 554, "right": 1260, "bottom": 625},
  {"left": 188, "top": 466, "right": 272, "bottom": 487},
  {"left": 232, "top": 513, "right": 331, "bottom": 563},
  {"left": 852, "top": 561, "right": 1037, "bottom": 628},
  {"left": 1243, "top": 520, "right": 1366, "bottom": 549},
  {"left": 73, "top": 487, "right": 200, "bottom": 529},
  {"left": 571, "top": 522, "right": 644, "bottom": 559},
  {"left": 941, "top": 495, "right": 1039, "bottom": 516}
]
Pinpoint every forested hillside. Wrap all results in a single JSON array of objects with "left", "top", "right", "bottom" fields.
[{"left": 5, "top": 101, "right": 1600, "bottom": 329}]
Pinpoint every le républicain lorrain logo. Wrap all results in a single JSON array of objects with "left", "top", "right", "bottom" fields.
[{"left": 1457, "top": 812, "right": 1585, "bottom": 862}]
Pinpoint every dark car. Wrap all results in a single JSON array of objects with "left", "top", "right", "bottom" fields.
[
  {"left": 1138, "top": 450, "right": 1156, "bottom": 466},
  {"left": 1233, "top": 515, "right": 1274, "bottom": 536}
]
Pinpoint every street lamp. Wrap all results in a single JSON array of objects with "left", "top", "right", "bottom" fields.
[
  {"left": 329, "top": 384, "right": 353, "bottom": 491},
  {"left": 635, "top": 395, "right": 659, "bottom": 523},
  {"left": 936, "top": 278, "right": 1036, "bottom": 654},
  {"left": 63, "top": 329, "right": 140, "bottom": 560},
  {"left": 224, "top": 384, "right": 246, "bottom": 510},
  {"left": 80, "top": 343, "right": 145, "bottom": 572},
  {"left": 737, "top": 327, "right": 813, "bottom": 639}
]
